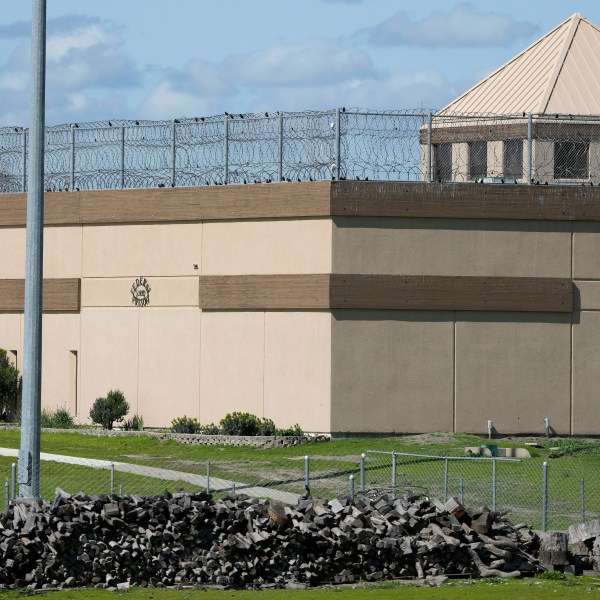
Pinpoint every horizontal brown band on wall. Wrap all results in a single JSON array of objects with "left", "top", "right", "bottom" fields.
[
  {"left": 0, "top": 278, "right": 80, "bottom": 312},
  {"left": 199, "top": 274, "right": 573, "bottom": 312},
  {"left": 2, "top": 181, "right": 600, "bottom": 226}
]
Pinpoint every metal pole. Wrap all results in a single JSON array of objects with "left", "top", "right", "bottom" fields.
[
  {"left": 120, "top": 124, "right": 125, "bottom": 189},
  {"left": 544, "top": 417, "right": 550, "bottom": 439},
  {"left": 335, "top": 108, "right": 341, "bottom": 180},
  {"left": 171, "top": 120, "right": 176, "bottom": 187},
  {"left": 110, "top": 463, "right": 115, "bottom": 495},
  {"left": 527, "top": 113, "right": 533, "bottom": 184},
  {"left": 349, "top": 475, "right": 355, "bottom": 501},
  {"left": 304, "top": 455, "right": 310, "bottom": 491},
  {"left": 206, "top": 461, "right": 211, "bottom": 494},
  {"left": 487, "top": 419, "right": 493, "bottom": 440},
  {"left": 360, "top": 453, "right": 366, "bottom": 494},
  {"left": 492, "top": 459, "right": 497, "bottom": 512},
  {"left": 4, "top": 480, "right": 8, "bottom": 511},
  {"left": 444, "top": 458, "right": 449, "bottom": 502},
  {"left": 391, "top": 453, "right": 397, "bottom": 500},
  {"left": 542, "top": 461, "right": 548, "bottom": 531},
  {"left": 119, "top": 484, "right": 123, "bottom": 497},
  {"left": 427, "top": 111, "right": 433, "bottom": 182},
  {"left": 223, "top": 114, "right": 229, "bottom": 184},
  {"left": 232, "top": 482, "right": 236, "bottom": 495},
  {"left": 22, "top": 129, "right": 27, "bottom": 193},
  {"left": 459, "top": 477, "right": 464, "bottom": 505},
  {"left": 19, "top": 0, "right": 46, "bottom": 500},
  {"left": 581, "top": 479, "right": 586, "bottom": 523},
  {"left": 11, "top": 463, "right": 16, "bottom": 501},
  {"left": 69, "top": 124, "right": 75, "bottom": 191},
  {"left": 278, "top": 113, "right": 283, "bottom": 182}
]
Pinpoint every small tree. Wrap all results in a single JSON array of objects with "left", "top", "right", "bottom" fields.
[
  {"left": 89, "top": 389, "right": 129, "bottom": 430},
  {"left": 0, "top": 349, "right": 21, "bottom": 421}
]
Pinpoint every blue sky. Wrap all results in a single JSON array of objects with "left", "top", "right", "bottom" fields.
[{"left": 1, "top": 0, "right": 599, "bottom": 126}]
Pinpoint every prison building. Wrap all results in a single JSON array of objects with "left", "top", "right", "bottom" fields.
[{"left": 422, "top": 13, "right": 600, "bottom": 183}]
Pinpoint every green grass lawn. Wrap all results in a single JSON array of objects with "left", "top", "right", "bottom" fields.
[
  {"left": 0, "top": 577, "right": 599, "bottom": 599},
  {"left": 1, "top": 428, "right": 599, "bottom": 529}
]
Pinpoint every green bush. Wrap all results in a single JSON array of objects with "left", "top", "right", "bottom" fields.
[
  {"left": 259, "top": 418, "right": 276, "bottom": 436},
  {"left": 219, "top": 412, "right": 261, "bottom": 436},
  {"left": 201, "top": 422, "right": 219, "bottom": 435},
  {"left": 40, "top": 406, "right": 75, "bottom": 429},
  {"left": 276, "top": 423, "right": 304, "bottom": 437},
  {"left": 89, "top": 390, "right": 129, "bottom": 430},
  {"left": 170, "top": 415, "right": 202, "bottom": 434},
  {"left": 124, "top": 414, "right": 144, "bottom": 431},
  {"left": 0, "top": 349, "right": 21, "bottom": 421}
]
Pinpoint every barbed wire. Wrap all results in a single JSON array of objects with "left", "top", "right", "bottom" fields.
[{"left": 2, "top": 108, "right": 600, "bottom": 193}]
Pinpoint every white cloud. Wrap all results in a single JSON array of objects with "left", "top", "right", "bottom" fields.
[{"left": 360, "top": 3, "right": 538, "bottom": 47}]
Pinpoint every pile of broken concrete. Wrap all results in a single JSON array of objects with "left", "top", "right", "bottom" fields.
[{"left": 0, "top": 490, "right": 542, "bottom": 590}]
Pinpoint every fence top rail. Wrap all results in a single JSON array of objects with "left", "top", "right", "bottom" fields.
[{"left": 366, "top": 450, "right": 522, "bottom": 462}]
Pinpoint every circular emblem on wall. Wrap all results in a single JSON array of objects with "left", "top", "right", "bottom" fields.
[{"left": 131, "top": 276, "right": 151, "bottom": 307}]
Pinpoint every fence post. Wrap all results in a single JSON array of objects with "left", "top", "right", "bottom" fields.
[
  {"left": 444, "top": 458, "right": 449, "bottom": 502},
  {"left": 391, "top": 453, "right": 397, "bottom": 500},
  {"left": 171, "top": 120, "right": 177, "bottom": 187},
  {"left": 492, "top": 458, "right": 497, "bottom": 512},
  {"left": 278, "top": 113, "right": 284, "bottom": 182},
  {"left": 349, "top": 475, "right": 355, "bottom": 501},
  {"left": 119, "top": 484, "right": 123, "bottom": 497},
  {"left": 69, "top": 124, "right": 75, "bottom": 191},
  {"left": 427, "top": 111, "right": 433, "bottom": 183},
  {"left": 459, "top": 477, "right": 464, "bottom": 505},
  {"left": 206, "top": 461, "right": 211, "bottom": 494},
  {"left": 360, "top": 453, "right": 366, "bottom": 494},
  {"left": 335, "top": 108, "right": 341, "bottom": 180},
  {"left": 581, "top": 479, "right": 586, "bottom": 523},
  {"left": 304, "top": 455, "right": 310, "bottom": 491},
  {"left": 223, "top": 114, "right": 229, "bottom": 184},
  {"left": 542, "top": 461, "right": 548, "bottom": 531},
  {"left": 527, "top": 113, "right": 533, "bottom": 184},
  {"left": 4, "top": 480, "right": 8, "bottom": 511},
  {"left": 120, "top": 124, "right": 125, "bottom": 189},
  {"left": 11, "top": 463, "right": 16, "bottom": 501},
  {"left": 22, "top": 129, "right": 27, "bottom": 192},
  {"left": 110, "top": 462, "right": 115, "bottom": 495}
]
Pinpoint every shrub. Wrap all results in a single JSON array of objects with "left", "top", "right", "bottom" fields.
[
  {"left": 170, "top": 415, "right": 202, "bottom": 434},
  {"left": 0, "top": 349, "right": 21, "bottom": 421},
  {"left": 276, "top": 423, "right": 304, "bottom": 437},
  {"left": 201, "top": 422, "right": 220, "bottom": 435},
  {"left": 89, "top": 390, "right": 129, "bottom": 430},
  {"left": 41, "top": 406, "right": 75, "bottom": 429},
  {"left": 258, "top": 418, "right": 276, "bottom": 436},
  {"left": 219, "top": 412, "right": 261, "bottom": 436},
  {"left": 124, "top": 414, "right": 144, "bottom": 431}
]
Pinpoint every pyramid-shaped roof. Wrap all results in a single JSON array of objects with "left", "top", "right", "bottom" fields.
[{"left": 439, "top": 13, "right": 600, "bottom": 115}]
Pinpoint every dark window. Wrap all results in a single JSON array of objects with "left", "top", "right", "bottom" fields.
[
  {"left": 469, "top": 141, "right": 487, "bottom": 180},
  {"left": 434, "top": 143, "right": 452, "bottom": 181},
  {"left": 504, "top": 139, "right": 523, "bottom": 179},
  {"left": 554, "top": 140, "right": 589, "bottom": 179}
]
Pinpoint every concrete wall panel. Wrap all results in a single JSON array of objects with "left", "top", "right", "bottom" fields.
[
  {"left": 80, "top": 308, "right": 139, "bottom": 423},
  {"left": 264, "top": 312, "right": 331, "bottom": 432},
  {"left": 202, "top": 220, "right": 332, "bottom": 275},
  {"left": 138, "top": 308, "right": 200, "bottom": 427},
  {"left": 44, "top": 226, "right": 82, "bottom": 278},
  {"left": 0, "top": 313, "right": 22, "bottom": 367},
  {"left": 573, "top": 311, "right": 600, "bottom": 434},
  {"left": 199, "top": 311, "right": 264, "bottom": 424},
  {"left": 574, "top": 222, "right": 600, "bottom": 279},
  {"left": 82, "top": 223, "right": 202, "bottom": 277},
  {"left": 455, "top": 313, "right": 571, "bottom": 434},
  {"left": 0, "top": 227, "right": 25, "bottom": 278},
  {"left": 331, "top": 311, "right": 454, "bottom": 433},
  {"left": 333, "top": 218, "right": 571, "bottom": 277}
]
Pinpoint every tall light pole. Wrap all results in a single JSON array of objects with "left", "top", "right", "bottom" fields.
[{"left": 18, "top": 0, "right": 46, "bottom": 499}]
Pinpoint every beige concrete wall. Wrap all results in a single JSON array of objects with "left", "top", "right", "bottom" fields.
[
  {"left": 572, "top": 311, "right": 600, "bottom": 434},
  {"left": 452, "top": 143, "right": 469, "bottom": 182},
  {"left": 82, "top": 223, "right": 202, "bottom": 277},
  {"left": 487, "top": 141, "right": 503, "bottom": 177},
  {"left": 0, "top": 313, "right": 22, "bottom": 368},
  {"left": 0, "top": 227, "right": 25, "bottom": 278},
  {"left": 533, "top": 140, "right": 554, "bottom": 182},
  {"left": 264, "top": 312, "right": 331, "bottom": 432},
  {"left": 202, "top": 219, "right": 332, "bottom": 275},
  {"left": 138, "top": 308, "right": 201, "bottom": 427},
  {"left": 574, "top": 222, "right": 600, "bottom": 279},
  {"left": 455, "top": 313, "right": 571, "bottom": 434},
  {"left": 41, "top": 314, "right": 80, "bottom": 414},
  {"left": 333, "top": 217, "right": 572, "bottom": 277},
  {"left": 330, "top": 311, "right": 454, "bottom": 433}
]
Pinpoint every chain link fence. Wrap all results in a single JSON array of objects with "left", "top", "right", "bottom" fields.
[
  {"left": 3, "top": 109, "right": 600, "bottom": 192},
  {"left": 2, "top": 448, "right": 599, "bottom": 531}
]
